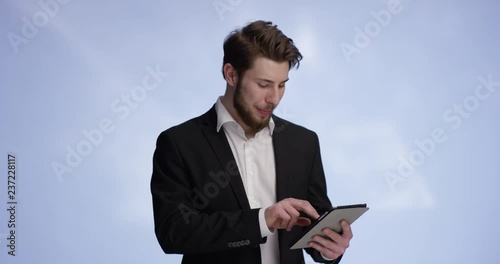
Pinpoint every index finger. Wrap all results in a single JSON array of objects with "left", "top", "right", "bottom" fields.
[{"left": 288, "top": 199, "right": 320, "bottom": 219}]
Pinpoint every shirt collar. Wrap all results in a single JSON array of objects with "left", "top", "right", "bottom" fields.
[{"left": 215, "top": 97, "right": 275, "bottom": 135}]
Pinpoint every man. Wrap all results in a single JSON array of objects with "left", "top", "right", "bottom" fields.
[{"left": 151, "top": 20, "right": 352, "bottom": 264}]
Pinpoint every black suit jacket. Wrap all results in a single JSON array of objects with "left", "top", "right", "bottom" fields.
[{"left": 151, "top": 105, "right": 342, "bottom": 264}]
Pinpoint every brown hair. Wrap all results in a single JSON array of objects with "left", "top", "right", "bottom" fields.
[{"left": 222, "top": 20, "right": 302, "bottom": 80}]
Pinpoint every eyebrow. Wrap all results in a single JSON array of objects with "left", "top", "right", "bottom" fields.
[{"left": 257, "top": 78, "right": 289, "bottom": 84}]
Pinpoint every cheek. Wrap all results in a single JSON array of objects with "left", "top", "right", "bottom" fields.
[
  {"left": 242, "top": 87, "right": 264, "bottom": 106},
  {"left": 239, "top": 90, "right": 258, "bottom": 109}
]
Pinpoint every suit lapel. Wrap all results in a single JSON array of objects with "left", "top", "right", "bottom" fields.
[
  {"left": 198, "top": 108, "right": 292, "bottom": 209},
  {"left": 200, "top": 106, "right": 251, "bottom": 210},
  {"left": 272, "top": 116, "right": 291, "bottom": 201}
]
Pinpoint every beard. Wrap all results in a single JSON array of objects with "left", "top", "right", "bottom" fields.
[{"left": 233, "top": 80, "right": 274, "bottom": 133}]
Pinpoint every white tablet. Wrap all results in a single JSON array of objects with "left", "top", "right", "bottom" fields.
[{"left": 290, "top": 203, "right": 369, "bottom": 249}]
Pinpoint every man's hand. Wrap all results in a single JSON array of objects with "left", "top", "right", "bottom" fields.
[
  {"left": 264, "top": 198, "right": 320, "bottom": 232},
  {"left": 308, "top": 220, "right": 353, "bottom": 260}
]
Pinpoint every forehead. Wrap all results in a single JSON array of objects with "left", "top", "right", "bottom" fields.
[{"left": 244, "top": 57, "right": 290, "bottom": 82}]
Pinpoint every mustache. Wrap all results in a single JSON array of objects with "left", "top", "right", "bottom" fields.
[{"left": 260, "top": 104, "right": 275, "bottom": 111}]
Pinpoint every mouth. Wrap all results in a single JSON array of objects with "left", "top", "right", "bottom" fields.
[{"left": 257, "top": 108, "right": 273, "bottom": 117}]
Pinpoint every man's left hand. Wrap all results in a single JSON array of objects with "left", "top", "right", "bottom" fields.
[{"left": 308, "top": 220, "right": 353, "bottom": 260}]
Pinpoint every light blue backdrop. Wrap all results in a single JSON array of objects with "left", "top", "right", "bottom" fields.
[{"left": 1, "top": 0, "right": 499, "bottom": 263}]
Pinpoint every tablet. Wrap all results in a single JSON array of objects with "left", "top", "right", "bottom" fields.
[{"left": 290, "top": 203, "right": 369, "bottom": 249}]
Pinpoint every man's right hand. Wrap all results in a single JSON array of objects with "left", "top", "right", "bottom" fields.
[{"left": 264, "top": 198, "right": 320, "bottom": 232}]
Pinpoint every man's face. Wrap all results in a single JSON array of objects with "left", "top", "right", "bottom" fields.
[{"left": 233, "top": 57, "right": 290, "bottom": 132}]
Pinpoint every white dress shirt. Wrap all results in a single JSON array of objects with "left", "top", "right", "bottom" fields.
[{"left": 215, "top": 97, "right": 279, "bottom": 264}]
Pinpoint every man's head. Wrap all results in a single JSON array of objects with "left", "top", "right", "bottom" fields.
[
  {"left": 222, "top": 20, "right": 302, "bottom": 80},
  {"left": 221, "top": 20, "right": 302, "bottom": 134}
]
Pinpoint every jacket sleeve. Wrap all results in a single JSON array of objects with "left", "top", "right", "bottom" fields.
[
  {"left": 304, "top": 132, "right": 344, "bottom": 263},
  {"left": 150, "top": 131, "right": 264, "bottom": 254}
]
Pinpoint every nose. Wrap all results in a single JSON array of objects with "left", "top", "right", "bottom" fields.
[{"left": 266, "top": 86, "right": 281, "bottom": 106}]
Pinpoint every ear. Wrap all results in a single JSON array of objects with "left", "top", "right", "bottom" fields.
[{"left": 223, "top": 63, "right": 238, "bottom": 87}]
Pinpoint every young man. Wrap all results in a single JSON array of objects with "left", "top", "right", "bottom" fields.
[{"left": 151, "top": 20, "right": 352, "bottom": 264}]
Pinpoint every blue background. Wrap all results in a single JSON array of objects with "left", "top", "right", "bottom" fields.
[{"left": 1, "top": 0, "right": 499, "bottom": 263}]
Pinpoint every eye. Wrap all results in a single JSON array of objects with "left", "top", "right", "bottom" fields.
[
  {"left": 278, "top": 83, "right": 286, "bottom": 88},
  {"left": 258, "top": 83, "right": 268, "bottom": 88}
]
